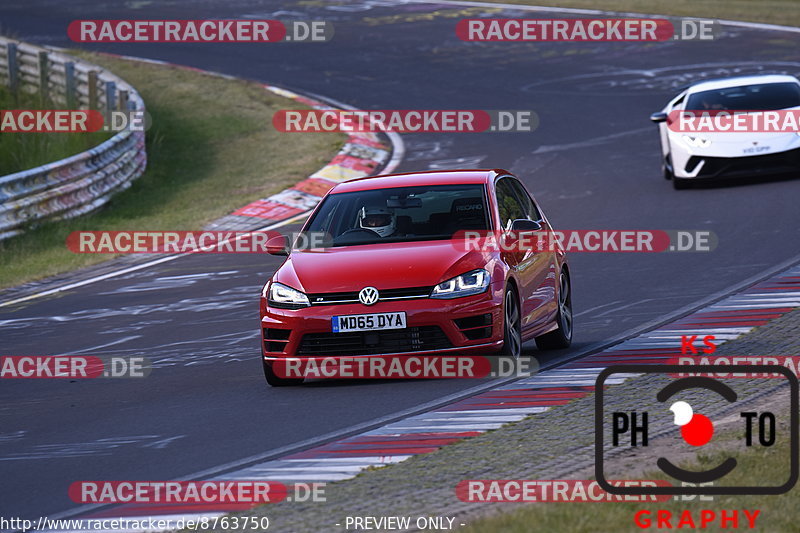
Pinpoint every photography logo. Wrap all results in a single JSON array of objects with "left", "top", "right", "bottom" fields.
[{"left": 594, "top": 365, "right": 798, "bottom": 495}]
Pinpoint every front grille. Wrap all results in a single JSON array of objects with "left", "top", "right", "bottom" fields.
[
  {"left": 297, "top": 326, "right": 452, "bottom": 356},
  {"left": 686, "top": 147, "right": 800, "bottom": 178},
  {"left": 307, "top": 286, "right": 432, "bottom": 306}
]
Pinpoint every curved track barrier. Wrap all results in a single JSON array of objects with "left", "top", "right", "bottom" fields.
[{"left": 0, "top": 37, "right": 146, "bottom": 240}]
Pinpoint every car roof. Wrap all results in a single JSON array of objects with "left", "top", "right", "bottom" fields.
[
  {"left": 686, "top": 74, "right": 800, "bottom": 94},
  {"left": 329, "top": 169, "right": 508, "bottom": 193}
]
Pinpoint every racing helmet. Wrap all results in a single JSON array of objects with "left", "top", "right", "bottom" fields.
[{"left": 358, "top": 206, "right": 396, "bottom": 237}]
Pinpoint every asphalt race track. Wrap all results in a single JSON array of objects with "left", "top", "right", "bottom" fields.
[{"left": 1, "top": 0, "right": 800, "bottom": 521}]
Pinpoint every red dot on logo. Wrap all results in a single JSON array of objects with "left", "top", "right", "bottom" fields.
[{"left": 681, "top": 413, "right": 713, "bottom": 446}]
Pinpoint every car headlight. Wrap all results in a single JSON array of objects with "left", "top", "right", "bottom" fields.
[
  {"left": 681, "top": 135, "right": 712, "bottom": 148},
  {"left": 430, "top": 269, "right": 490, "bottom": 299},
  {"left": 266, "top": 281, "right": 310, "bottom": 309}
]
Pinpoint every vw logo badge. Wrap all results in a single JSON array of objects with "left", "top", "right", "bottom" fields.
[{"left": 359, "top": 286, "right": 379, "bottom": 306}]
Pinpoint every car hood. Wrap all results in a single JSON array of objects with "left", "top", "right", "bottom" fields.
[{"left": 273, "top": 240, "right": 491, "bottom": 293}]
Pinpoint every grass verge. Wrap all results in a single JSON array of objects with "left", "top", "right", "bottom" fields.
[
  {"left": 461, "top": 402, "right": 795, "bottom": 532},
  {"left": 475, "top": 0, "right": 800, "bottom": 28},
  {"left": 0, "top": 52, "right": 345, "bottom": 289},
  {"left": 0, "top": 86, "right": 112, "bottom": 175}
]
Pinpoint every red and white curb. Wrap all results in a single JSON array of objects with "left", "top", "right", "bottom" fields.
[
  {"left": 208, "top": 85, "right": 394, "bottom": 231},
  {"left": 60, "top": 263, "right": 800, "bottom": 531}
]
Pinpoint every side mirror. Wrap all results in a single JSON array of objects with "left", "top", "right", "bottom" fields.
[
  {"left": 510, "top": 219, "right": 542, "bottom": 232},
  {"left": 266, "top": 234, "right": 290, "bottom": 256},
  {"left": 503, "top": 219, "right": 542, "bottom": 255},
  {"left": 650, "top": 111, "right": 668, "bottom": 123}
]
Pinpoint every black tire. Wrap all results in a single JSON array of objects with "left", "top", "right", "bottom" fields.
[
  {"left": 500, "top": 286, "right": 522, "bottom": 358},
  {"left": 535, "top": 270, "right": 573, "bottom": 350},
  {"left": 663, "top": 154, "right": 674, "bottom": 180},
  {"left": 263, "top": 359, "right": 304, "bottom": 387},
  {"left": 672, "top": 176, "right": 691, "bottom": 190}
]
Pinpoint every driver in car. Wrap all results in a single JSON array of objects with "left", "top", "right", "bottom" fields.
[{"left": 358, "top": 206, "right": 397, "bottom": 237}]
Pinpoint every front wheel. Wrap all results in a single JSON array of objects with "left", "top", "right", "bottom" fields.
[
  {"left": 535, "top": 270, "right": 573, "bottom": 350},
  {"left": 263, "top": 359, "right": 304, "bottom": 387},
  {"left": 500, "top": 287, "right": 522, "bottom": 358},
  {"left": 663, "top": 154, "right": 674, "bottom": 180}
]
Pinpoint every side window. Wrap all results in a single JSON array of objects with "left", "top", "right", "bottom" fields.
[
  {"left": 495, "top": 178, "right": 526, "bottom": 231},
  {"left": 509, "top": 179, "right": 541, "bottom": 221},
  {"left": 669, "top": 92, "right": 686, "bottom": 111}
]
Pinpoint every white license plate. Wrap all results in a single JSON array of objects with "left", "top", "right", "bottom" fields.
[
  {"left": 332, "top": 312, "right": 407, "bottom": 333},
  {"left": 743, "top": 146, "right": 770, "bottom": 154}
]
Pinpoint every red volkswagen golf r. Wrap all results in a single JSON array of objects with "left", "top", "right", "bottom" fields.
[{"left": 259, "top": 169, "right": 572, "bottom": 386}]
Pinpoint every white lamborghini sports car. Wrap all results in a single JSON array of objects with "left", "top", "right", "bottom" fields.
[{"left": 650, "top": 74, "right": 800, "bottom": 189}]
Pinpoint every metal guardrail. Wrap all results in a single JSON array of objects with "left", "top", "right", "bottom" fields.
[{"left": 0, "top": 37, "right": 147, "bottom": 240}]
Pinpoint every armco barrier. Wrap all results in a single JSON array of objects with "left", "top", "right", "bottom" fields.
[{"left": 0, "top": 37, "right": 146, "bottom": 240}]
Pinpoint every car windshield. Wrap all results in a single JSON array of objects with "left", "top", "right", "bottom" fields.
[
  {"left": 685, "top": 82, "right": 800, "bottom": 111},
  {"left": 303, "top": 183, "right": 490, "bottom": 247}
]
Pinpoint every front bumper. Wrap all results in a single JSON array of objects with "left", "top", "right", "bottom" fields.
[
  {"left": 261, "top": 282, "right": 505, "bottom": 360},
  {"left": 674, "top": 146, "right": 800, "bottom": 180}
]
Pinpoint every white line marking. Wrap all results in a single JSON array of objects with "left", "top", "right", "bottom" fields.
[
  {"left": 55, "top": 335, "right": 141, "bottom": 356},
  {"left": 573, "top": 300, "right": 624, "bottom": 318},
  {"left": 439, "top": 407, "right": 551, "bottom": 415},
  {"left": 0, "top": 214, "right": 307, "bottom": 309},
  {"left": 533, "top": 127, "right": 652, "bottom": 155}
]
